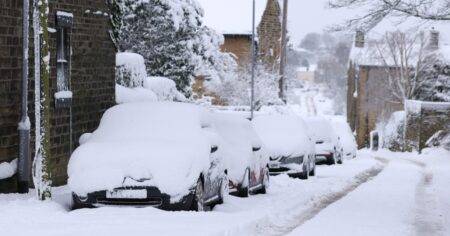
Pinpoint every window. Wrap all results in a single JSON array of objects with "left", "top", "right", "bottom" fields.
[{"left": 55, "top": 11, "right": 73, "bottom": 108}]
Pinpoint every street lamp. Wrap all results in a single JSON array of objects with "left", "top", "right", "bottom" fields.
[{"left": 250, "top": 0, "right": 256, "bottom": 120}]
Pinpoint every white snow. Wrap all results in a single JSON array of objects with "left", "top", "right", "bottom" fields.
[
  {"left": 115, "top": 84, "right": 157, "bottom": 104},
  {"left": 0, "top": 158, "right": 17, "bottom": 180},
  {"left": 212, "top": 113, "right": 266, "bottom": 184},
  {"left": 143, "top": 77, "right": 186, "bottom": 102},
  {"left": 331, "top": 119, "right": 357, "bottom": 159},
  {"left": 18, "top": 116, "right": 30, "bottom": 130},
  {"left": 252, "top": 115, "right": 311, "bottom": 158},
  {"left": 68, "top": 102, "right": 215, "bottom": 200},
  {"left": 56, "top": 11, "right": 73, "bottom": 18},
  {"left": 54, "top": 90, "right": 73, "bottom": 99}
]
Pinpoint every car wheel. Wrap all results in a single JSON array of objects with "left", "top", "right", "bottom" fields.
[
  {"left": 310, "top": 160, "right": 316, "bottom": 176},
  {"left": 255, "top": 167, "right": 269, "bottom": 194},
  {"left": 337, "top": 151, "right": 344, "bottom": 164},
  {"left": 299, "top": 160, "right": 309, "bottom": 180},
  {"left": 327, "top": 154, "right": 336, "bottom": 165},
  {"left": 217, "top": 173, "right": 229, "bottom": 204},
  {"left": 236, "top": 169, "right": 250, "bottom": 197},
  {"left": 71, "top": 193, "right": 92, "bottom": 210},
  {"left": 191, "top": 178, "right": 207, "bottom": 211}
]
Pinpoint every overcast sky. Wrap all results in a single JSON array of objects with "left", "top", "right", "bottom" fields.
[{"left": 287, "top": 0, "right": 352, "bottom": 46}]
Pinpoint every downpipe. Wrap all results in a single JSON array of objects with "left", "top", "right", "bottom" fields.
[{"left": 17, "top": 0, "right": 31, "bottom": 193}]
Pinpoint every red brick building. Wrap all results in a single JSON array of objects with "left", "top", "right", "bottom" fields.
[{"left": 0, "top": 0, "right": 116, "bottom": 192}]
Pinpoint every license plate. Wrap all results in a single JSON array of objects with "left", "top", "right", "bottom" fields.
[
  {"left": 106, "top": 189, "right": 147, "bottom": 199},
  {"left": 269, "top": 163, "right": 280, "bottom": 169}
]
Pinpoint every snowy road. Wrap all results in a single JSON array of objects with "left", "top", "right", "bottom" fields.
[{"left": 1, "top": 149, "right": 449, "bottom": 236}]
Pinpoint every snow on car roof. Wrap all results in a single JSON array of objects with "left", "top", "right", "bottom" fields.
[{"left": 253, "top": 115, "right": 309, "bottom": 158}]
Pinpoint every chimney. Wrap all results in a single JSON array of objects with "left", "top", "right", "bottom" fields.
[
  {"left": 428, "top": 28, "right": 440, "bottom": 50},
  {"left": 355, "top": 30, "right": 365, "bottom": 48}
]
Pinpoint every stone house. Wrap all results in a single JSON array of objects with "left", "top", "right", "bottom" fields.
[
  {"left": 347, "top": 20, "right": 450, "bottom": 148},
  {"left": 0, "top": 0, "right": 115, "bottom": 192}
]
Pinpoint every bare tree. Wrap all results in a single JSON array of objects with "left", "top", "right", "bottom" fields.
[
  {"left": 329, "top": 0, "right": 450, "bottom": 31},
  {"left": 374, "top": 31, "right": 438, "bottom": 102}
]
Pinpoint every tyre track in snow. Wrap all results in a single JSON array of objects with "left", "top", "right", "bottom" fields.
[
  {"left": 252, "top": 157, "right": 389, "bottom": 236},
  {"left": 408, "top": 159, "right": 445, "bottom": 236}
]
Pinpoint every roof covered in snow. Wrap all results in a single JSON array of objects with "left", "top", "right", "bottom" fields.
[
  {"left": 197, "top": 0, "right": 269, "bottom": 35},
  {"left": 349, "top": 17, "right": 450, "bottom": 66}
]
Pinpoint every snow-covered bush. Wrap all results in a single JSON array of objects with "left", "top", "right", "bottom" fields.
[
  {"left": 381, "top": 111, "right": 405, "bottom": 151},
  {"left": 111, "top": 0, "right": 236, "bottom": 96},
  {"left": 115, "top": 84, "right": 157, "bottom": 104},
  {"left": 116, "top": 52, "right": 147, "bottom": 87},
  {"left": 208, "top": 64, "right": 283, "bottom": 107},
  {"left": 415, "top": 62, "right": 450, "bottom": 102},
  {"left": 144, "top": 77, "right": 186, "bottom": 102},
  {"left": 426, "top": 130, "right": 450, "bottom": 151}
]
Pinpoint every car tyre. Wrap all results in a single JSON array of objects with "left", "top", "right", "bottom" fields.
[
  {"left": 217, "top": 173, "right": 229, "bottom": 204},
  {"left": 236, "top": 169, "right": 250, "bottom": 198},
  {"left": 255, "top": 167, "right": 269, "bottom": 194},
  {"left": 327, "top": 154, "right": 336, "bottom": 165},
  {"left": 71, "top": 193, "right": 92, "bottom": 210},
  {"left": 299, "top": 160, "right": 309, "bottom": 180},
  {"left": 191, "top": 178, "right": 208, "bottom": 211},
  {"left": 310, "top": 160, "right": 316, "bottom": 176}
]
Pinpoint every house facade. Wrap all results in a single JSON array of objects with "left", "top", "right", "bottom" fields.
[
  {"left": 347, "top": 20, "right": 450, "bottom": 148},
  {"left": 0, "top": 0, "right": 116, "bottom": 192}
]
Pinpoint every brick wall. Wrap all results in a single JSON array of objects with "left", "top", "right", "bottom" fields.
[
  {"left": 348, "top": 65, "right": 403, "bottom": 148},
  {"left": 257, "top": 0, "right": 281, "bottom": 70},
  {"left": 0, "top": 0, "right": 23, "bottom": 192},
  {"left": 0, "top": 0, "right": 115, "bottom": 191}
]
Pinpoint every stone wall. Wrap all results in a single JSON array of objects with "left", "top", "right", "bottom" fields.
[
  {"left": 347, "top": 64, "right": 403, "bottom": 148},
  {"left": 404, "top": 100, "right": 450, "bottom": 152},
  {"left": 257, "top": 0, "right": 281, "bottom": 71},
  {"left": 221, "top": 35, "right": 252, "bottom": 68},
  {"left": 0, "top": 0, "right": 115, "bottom": 191}
]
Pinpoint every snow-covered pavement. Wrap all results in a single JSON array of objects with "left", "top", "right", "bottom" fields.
[{"left": 1, "top": 149, "right": 449, "bottom": 236}]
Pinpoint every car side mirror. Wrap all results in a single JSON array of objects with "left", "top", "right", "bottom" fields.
[
  {"left": 252, "top": 146, "right": 261, "bottom": 152},
  {"left": 211, "top": 146, "right": 218, "bottom": 153}
]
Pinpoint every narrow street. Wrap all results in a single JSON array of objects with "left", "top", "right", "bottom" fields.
[{"left": 2, "top": 150, "right": 448, "bottom": 236}]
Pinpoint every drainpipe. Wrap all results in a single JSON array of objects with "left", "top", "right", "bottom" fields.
[{"left": 18, "top": 0, "right": 31, "bottom": 193}]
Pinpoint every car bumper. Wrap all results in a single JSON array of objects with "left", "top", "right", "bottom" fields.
[
  {"left": 269, "top": 155, "right": 304, "bottom": 175},
  {"left": 74, "top": 186, "right": 194, "bottom": 211}
]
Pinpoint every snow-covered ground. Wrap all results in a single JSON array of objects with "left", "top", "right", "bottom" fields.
[{"left": 1, "top": 148, "right": 448, "bottom": 236}]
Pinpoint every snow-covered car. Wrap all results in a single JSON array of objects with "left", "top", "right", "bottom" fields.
[
  {"left": 332, "top": 119, "right": 357, "bottom": 159},
  {"left": 68, "top": 102, "right": 228, "bottom": 211},
  {"left": 253, "top": 115, "right": 315, "bottom": 179},
  {"left": 212, "top": 113, "right": 269, "bottom": 197},
  {"left": 305, "top": 117, "right": 343, "bottom": 165}
]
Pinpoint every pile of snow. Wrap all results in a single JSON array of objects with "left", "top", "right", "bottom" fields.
[
  {"left": 143, "top": 77, "right": 186, "bottom": 102},
  {"left": 212, "top": 113, "right": 264, "bottom": 182},
  {"left": 116, "top": 52, "right": 147, "bottom": 87},
  {"left": 115, "top": 84, "right": 157, "bottom": 104},
  {"left": 68, "top": 102, "right": 216, "bottom": 200},
  {"left": 252, "top": 115, "right": 310, "bottom": 158},
  {"left": 0, "top": 158, "right": 17, "bottom": 180}
]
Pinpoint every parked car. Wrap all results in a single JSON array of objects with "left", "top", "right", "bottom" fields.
[
  {"left": 253, "top": 115, "right": 315, "bottom": 179},
  {"left": 68, "top": 102, "right": 228, "bottom": 211},
  {"left": 332, "top": 119, "right": 357, "bottom": 159},
  {"left": 305, "top": 117, "right": 343, "bottom": 165},
  {"left": 212, "top": 113, "right": 269, "bottom": 197}
]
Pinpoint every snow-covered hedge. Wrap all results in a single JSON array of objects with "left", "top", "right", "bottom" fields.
[
  {"left": 144, "top": 77, "right": 186, "bottom": 102},
  {"left": 116, "top": 52, "right": 147, "bottom": 88},
  {"left": 381, "top": 111, "right": 405, "bottom": 151}
]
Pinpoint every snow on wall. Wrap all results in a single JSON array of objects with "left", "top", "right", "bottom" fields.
[{"left": 0, "top": 158, "right": 17, "bottom": 180}]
